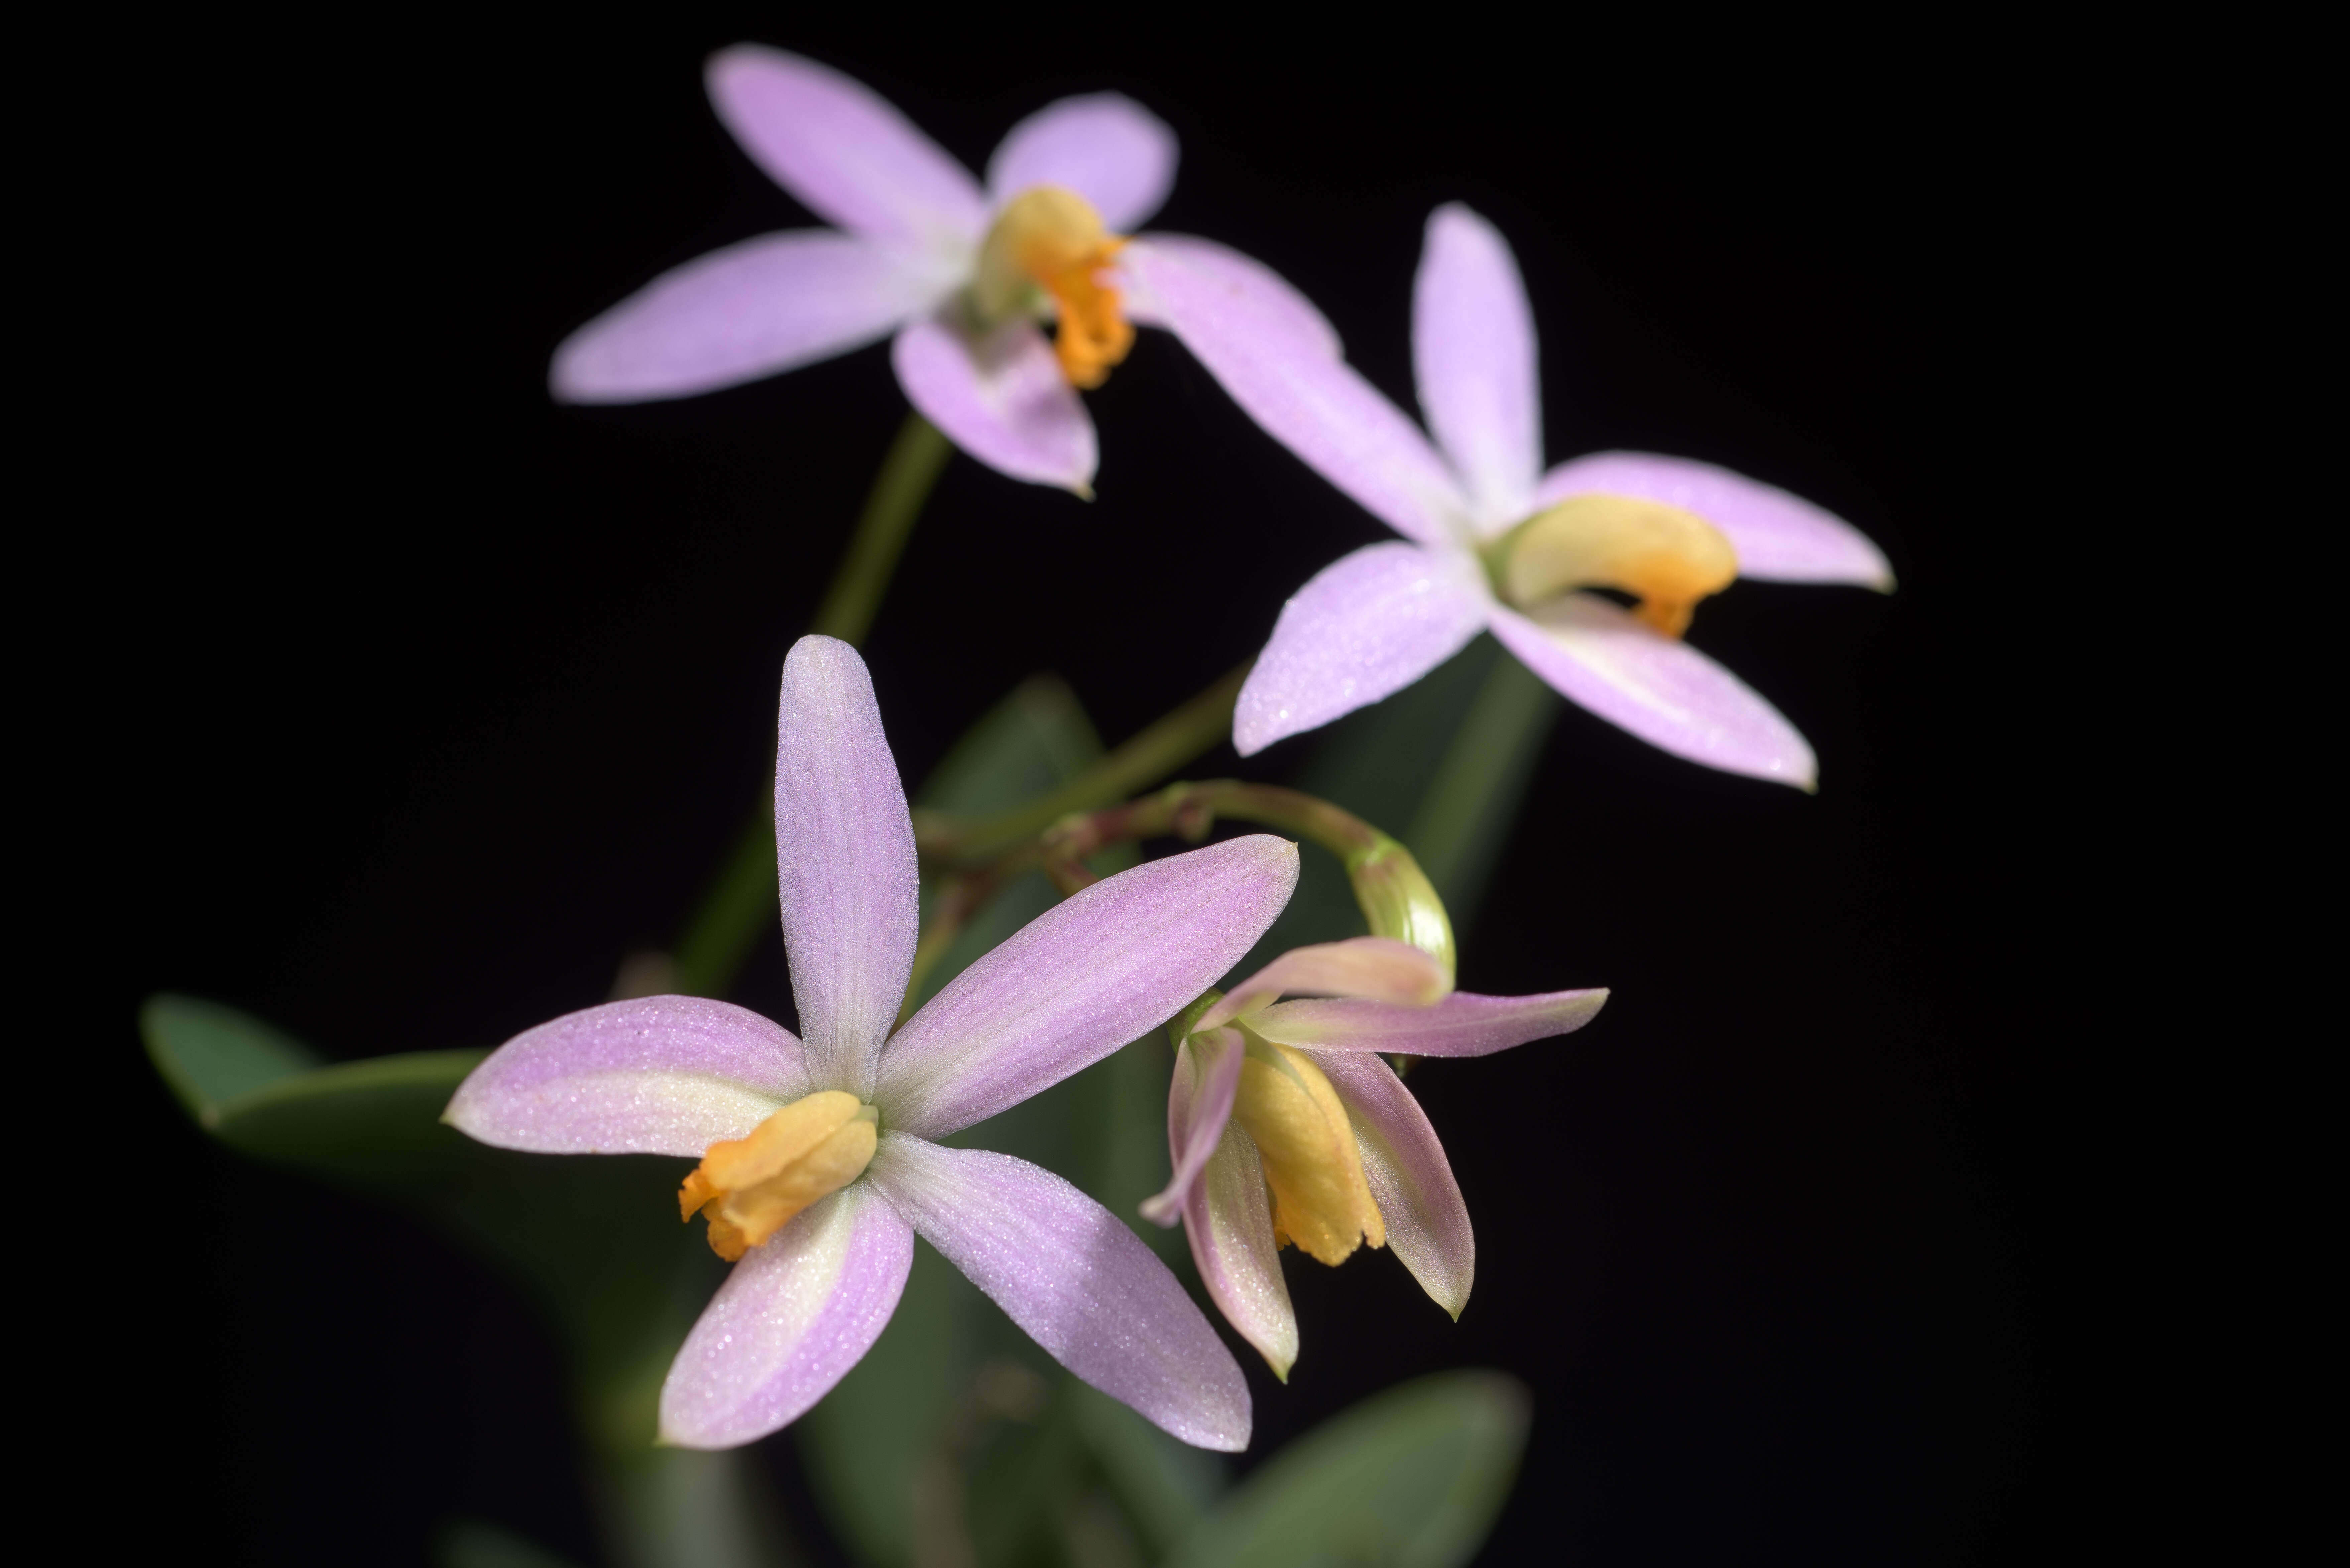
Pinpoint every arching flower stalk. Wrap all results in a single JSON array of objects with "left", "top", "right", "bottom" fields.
[{"left": 446, "top": 636, "right": 1299, "bottom": 1450}]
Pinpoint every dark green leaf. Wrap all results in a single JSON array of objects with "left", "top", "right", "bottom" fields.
[
  {"left": 435, "top": 1519, "right": 585, "bottom": 1568},
  {"left": 1166, "top": 1372, "right": 1531, "bottom": 1568},
  {"left": 142, "top": 992, "right": 322, "bottom": 1125}
]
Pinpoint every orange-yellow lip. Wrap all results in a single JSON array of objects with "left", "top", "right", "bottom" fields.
[
  {"left": 1498, "top": 493, "right": 1739, "bottom": 637},
  {"left": 973, "top": 186, "right": 1134, "bottom": 390},
  {"left": 678, "top": 1091, "right": 878, "bottom": 1261}
]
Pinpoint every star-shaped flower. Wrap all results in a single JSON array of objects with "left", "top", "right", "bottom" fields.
[
  {"left": 447, "top": 636, "right": 1298, "bottom": 1449},
  {"left": 554, "top": 46, "right": 1206, "bottom": 495},
  {"left": 1124, "top": 204, "right": 1894, "bottom": 786}
]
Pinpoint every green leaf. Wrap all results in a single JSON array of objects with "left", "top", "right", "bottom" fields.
[
  {"left": 1166, "top": 1373, "right": 1531, "bottom": 1568},
  {"left": 435, "top": 1519, "right": 586, "bottom": 1568},
  {"left": 142, "top": 992, "right": 322, "bottom": 1125}
]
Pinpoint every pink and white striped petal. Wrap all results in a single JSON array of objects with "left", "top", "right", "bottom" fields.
[
  {"left": 1490, "top": 596, "right": 1817, "bottom": 789},
  {"left": 1248, "top": 987, "right": 1608, "bottom": 1057},
  {"left": 658, "top": 1183, "right": 914, "bottom": 1448},
  {"left": 891, "top": 316, "right": 1098, "bottom": 492},
  {"left": 1140, "top": 1028, "right": 1243, "bottom": 1225},
  {"left": 986, "top": 94, "right": 1178, "bottom": 233},
  {"left": 877, "top": 836, "right": 1298, "bottom": 1140},
  {"left": 776, "top": 637, "right": 920, "bottom": 1097},
  {"left": 705, "top": 46, "right": 988, "bottom": 252},
  {"left": 866, "top": 1135, "right": 1252, "bottom": 1450},
  {"left": 1533, "top": 451, "right": 1892, "bottom": 589},
  {"left": 1120, "top": 243, "right": 1464, "bottom": 544},
  {"left": 549, "top": 231, "right": 949, "bottom": 404},
  {"left": 1234, "top": 543, "right": 1491, "bottom": 756},
  {"left": 1186, "top": 1120, "right": 1298, "bottom": 1380},
  {"left": 444, "top": 997, "right": 808, "bottom": 1157},
  {"left": 1414, "top": 205, "right": 1543, "bottom": 531},
  {"left": 1197, "top": 937, "right": 1449, "bottom": 1031},
  {"left": 1314, "top": 1053, "right": 1475, "bottom": 1319}
]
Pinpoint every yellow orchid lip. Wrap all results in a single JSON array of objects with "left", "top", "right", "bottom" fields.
[
  {"left": 1229, "top": 1033, "right": 1385, "bottom": 1267},
  {"left": 1495, "top": 493, "right": 1739, "bottom": 638},
  {"left": 972, "top": 186, "right": 1135, "bottom": 390},
  {"left": 678, "top": 1090, "right": 879, "bottom": 1261}
]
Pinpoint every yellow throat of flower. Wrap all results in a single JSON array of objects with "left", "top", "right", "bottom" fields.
[
  {"left": 973, "top": 186, "right": 1134, "bottom": 390},
  {"left": 678, "top": 1090, "right": 878, "bottom": 1261},
  {"left": 1499, "top": 494, "right": 1739, "bottom": 637},
  {"left": 1230, "top": 1036, "right": 1385, "bottom": 1267}
]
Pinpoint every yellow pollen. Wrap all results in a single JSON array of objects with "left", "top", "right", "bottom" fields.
[
  {"left": 1501, "top": 493, "right": 1739, "bottom": 638},
  {"left": 1229, "top": 1036, "right": 1385, "bottom": 1267},
  {"left": 973, "top": 186, "right": 1134, "bottom": 390},
  {"left": 678, "top": 1090, "right": 878, "bottom": 1261}
]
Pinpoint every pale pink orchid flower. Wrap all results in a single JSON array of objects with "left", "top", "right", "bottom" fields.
[
  {"left": 446, "top": 636, "right": 1298, "bottom": 1451},
  {"left": 1121, "top": 204, "right": 1895, "bottom": 787},
  {"left": 1139, "top": 936, "right": 1606, "bottom": 1378},
  {"left": 552, "top": 45, "right": 1289, "bottom": 497}
]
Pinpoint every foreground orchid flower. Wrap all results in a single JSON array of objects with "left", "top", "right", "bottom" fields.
[
  {"left": 1139, "top": 937, "right": 1606, "bottom": 1378},
  {"left": 447, "top": 636, "right": 1297, "bottom": 1450},
  {"left": 1124, "top": 205, "right": 1894, "bottom": 787},
  {"left": 553, "top": 46, "right": 1189, "bottom": 494}
]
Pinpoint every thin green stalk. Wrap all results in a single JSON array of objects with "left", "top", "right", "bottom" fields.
[
  {"left": 671, "top": 413, "right": 949, "bottom": 1000},
  {"left": 1402, "top": 652, "right": 1560, "bottom": 933},
  {"left": 810, "top": 412, "right": 951, "bottom": 646},
  {"left": 913, "top": 662, "right": 1249, "bottom": 866}
]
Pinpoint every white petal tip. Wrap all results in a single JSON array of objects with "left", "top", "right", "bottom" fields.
[{"left": 1137, "top": 1194, "right": 1182, "bottom": 1227}]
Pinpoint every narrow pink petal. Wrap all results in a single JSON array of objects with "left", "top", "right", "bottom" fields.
[
  {"left": 866, "top": 1135, "right": 1252, "bottom": 1450},
  {"left": 1119, "top": 241, "right": 1465, "bottom": 544},
  {"left": 1533, "top": 451, "right": 1893, "bottom": 588},
  {"left": 445, "top": 997, "right": 807, "bottom": 1157},
  {"left": 1314, "top": 1053, "right": 1474, "bottom": 1319},
  {"left": 1119, "top": 234, "right": 1340, "bottom": 359},
  {"left": 1139, "top": 1029, "right": 1242, "bottom": 1225},
  {"left": 1234, "top": 543, "right": 1491, "bottom": 757},
  {"left": 1196, "top": 938, "right": 1449, "bottom": 1031},
  {"left": 891, "top": 316, "right": 1097, "bottom": 492},
  {"left": 777, "top": 636, "right": 920, "bottom": 1097},
  {"left": 877, "top": 837, "right": 1299, "bottom": 1139},
  {"left": 705, "top": 46, "right": 987, "bottom": 250},
  {"left": 1185, "top": 1121, "right": 1297, "bottom": 1379},
  {"left": 1414, "top": 204, "right": 1542, "bottom": 531},
  {"left": 549, "top": 231, "right": 948, "bottom": 404},
  {"left": 1248, "top": 987, "right": 1608, "bottom": 1057},
  {"left": 1489, "top": 597, "right": 1817, "bottom": 788},
  {"left": 985, "top": 94, "right": 1178, "bottom": 232},
  {"left": 658, "top": 1183, "right": 914, "bottom": 1448}
]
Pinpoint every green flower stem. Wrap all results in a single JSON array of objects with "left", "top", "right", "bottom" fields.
[
  {"left": 904, "top": 779, "right": 1457, "bottom": 1006},
  {"left": 911, "top": 661, "right": 1249, "bottom": 868},
  {"left": 671, "top": 414, "right": 950, "bottom": 1000},
  {"left": 809, "top": 413, "right": 952, "bottom": 646},
  {"left": 1400, "top": 651, "right": 1560, "bottom": 937}
]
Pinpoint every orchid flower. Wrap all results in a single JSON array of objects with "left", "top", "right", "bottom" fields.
[
  {"left": 553, "top": 45, "right": 1232, "bottom": 496},
  {"left": 1138, "top": 936, "right": 1606, "bottom": 1378},
  {"left": 446, "top": 636, "right": 1298, "bottom": 1450},
  {"left": 1122, "top": 204, "right": 1894, "bottom": 787}
]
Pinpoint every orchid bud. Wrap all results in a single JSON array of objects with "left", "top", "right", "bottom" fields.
[{"left": 1344, "top": 836, "right": 1455, "bottom": 988}]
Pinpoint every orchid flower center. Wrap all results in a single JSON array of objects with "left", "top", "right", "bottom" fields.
[
  {"left": 1492, "top": 494, "right": 1739, "bottom": 638},
  {"left": 677, "top": 1090, "right": 878, "bottom": 1261},
  {"left": 972, "top": 186, "right": 1134, "bottom": 390},
  {"left": 1229, "top": 1034, "right": 1386, "bottom": 1267}
]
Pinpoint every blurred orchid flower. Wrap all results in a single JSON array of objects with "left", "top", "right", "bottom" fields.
[
  {"left": 1139, "top": 937, "right": 1605, "bottom": 1378},
  {"left": 447, "top": 635, "right": 1297, "bottom": 1451},
  {"left": 553, "top": 45, "right": 1192, "bottom": 494},
  {"left": 1123, "top": 204, "right": 1894, "bottom": 787}
]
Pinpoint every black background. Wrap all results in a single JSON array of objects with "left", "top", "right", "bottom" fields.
[{"left": 86, "top": 13, "right": 2084, "bottom": 1565}]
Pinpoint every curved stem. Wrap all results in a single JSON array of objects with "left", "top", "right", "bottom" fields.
[{"left": 670, "top": 414, "right": 950, "bottom": 1000}]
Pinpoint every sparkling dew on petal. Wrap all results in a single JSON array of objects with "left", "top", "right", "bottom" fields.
[
  {"left": 1230, "top": 1036, "right": 1385, "bottom": 1266},
  {"left": 972, "top": 187, "right": 1133, "bottom": 388},
  {"left": 678, "top": 1090, "right": 879, "bottom": 1260}
]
